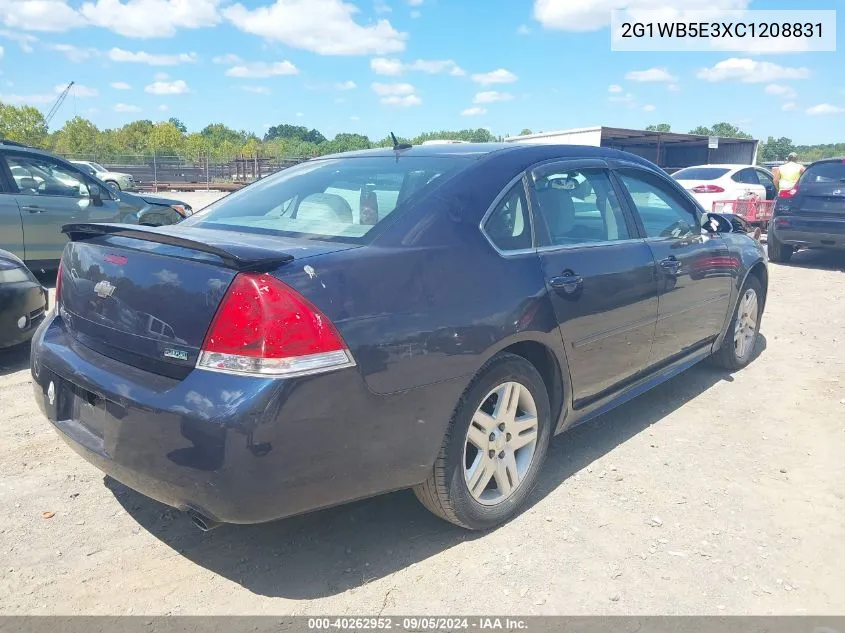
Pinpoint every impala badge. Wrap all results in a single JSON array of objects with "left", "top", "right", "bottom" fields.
[
  {"left": 163, "top": 348, "right": 189, "bottom": 361},
  {"left": 93, "top": 280, "right": 116, "bottom": 299}
]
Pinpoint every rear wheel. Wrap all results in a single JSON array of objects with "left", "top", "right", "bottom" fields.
[
  {"left": 413, "top": 353, "right": 551, "bottom": 530},
  {"left": 712, "top": 275, "right": 763, "bottom": 370},
  {"left": 767, "top": 230, "right": 793, "bottom": 263}
]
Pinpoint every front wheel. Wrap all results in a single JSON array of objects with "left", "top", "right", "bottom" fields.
[
  {"left": 105, "top": 180, "right": 121, "bottom": 192},
  {"left": 413, "top": 353, "right": 551, "bottom": 530},
  {"left": 712, "top": 275, "right": 763, "bottom": 370}
]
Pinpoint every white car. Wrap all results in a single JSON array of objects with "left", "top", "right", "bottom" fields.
[
  {"left": 672, "top": 164, "right": 776, "bottom": 213},
  {"left": 70, "top": 160, "right": 136, "bottom": 191}
]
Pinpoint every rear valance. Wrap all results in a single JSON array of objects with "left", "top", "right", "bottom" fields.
[{"left": 62, "top": 223, "right": 294, "bottom": 272}]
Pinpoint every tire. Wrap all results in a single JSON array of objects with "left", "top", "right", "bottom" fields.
[
  {"left": 105, "top": 180, "right": 121, "bottom": 192},
  {"left": 712, "top": 275, "right": 764, "bottom": 371},
  {"left": 767, "top": 230, "right": 792, "bottom": 263},
  {"left": 413, "top": 353, "right": 552, "bottom": 530}
]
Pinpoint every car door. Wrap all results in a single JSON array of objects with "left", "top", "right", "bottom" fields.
[
  {"left": 0, "top": 162, "right": 25, "bottom": 260},
  {"left": 3, "top": 153, "right": 123, "bottom": 265},
  {"left": 527, "top": 159, "right": 659, "bottom": 405},
  {"left": 755, "top": 168, "right": 777, "bottom": 201},
  {"left": 614, "top": 166, "right": 734, "bottom": 365},
  {"left": 732, "top": 167, "right": 767, "bottom": 199}
]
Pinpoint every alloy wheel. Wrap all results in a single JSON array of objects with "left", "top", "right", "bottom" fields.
[
  {"left": 733, "top": 288, "right": 759, "bottom": 361},
  {"left": 462, "top": 381, "right": 539, "bottom": 505}
]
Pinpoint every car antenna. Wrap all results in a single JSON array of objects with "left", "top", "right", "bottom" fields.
[{"left": 390, "top": 132, "right": 412, "bottom": 151}]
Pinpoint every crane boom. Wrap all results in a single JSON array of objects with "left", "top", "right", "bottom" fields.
[{"left": 45, "top": 81, "right": 74, "bottom": 127}]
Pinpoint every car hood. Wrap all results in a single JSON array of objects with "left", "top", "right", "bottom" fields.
[{"left": 119, "top": 191, "right": 186, "bottom": 207}]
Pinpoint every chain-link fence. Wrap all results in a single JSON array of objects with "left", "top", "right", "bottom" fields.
[{"left": 60, "top": 151, "right": 311, "bottom": 191}]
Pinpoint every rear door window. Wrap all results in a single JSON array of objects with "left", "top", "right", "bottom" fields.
[
  {"left": 187, "top": 156, "right": 468, "bottom": 242},
  {"left": 803, "top": 162, "right": 845, "bottom": 183},
  {"left": 672, "top": 167, "right": 730, "bottom": 181},
  {"left": 731, "top": 168, "right": 760, "bottom": 185}
]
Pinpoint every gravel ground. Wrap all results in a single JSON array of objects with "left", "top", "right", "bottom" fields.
[{"left": 1, "top": 247, "right": 844, "bottom": 616}]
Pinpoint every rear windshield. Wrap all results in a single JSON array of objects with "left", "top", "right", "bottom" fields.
[
  {"left": 184, "top": 156, "right": 469, "bottom": 242},
  {"left": 803, "top": 162, "right": 845, "bottom": 183},
  {"left": 672, "top": 167, "right": 730, "bottom": 181}
]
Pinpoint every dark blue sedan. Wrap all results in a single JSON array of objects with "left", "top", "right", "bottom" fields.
[{"left": 30, "top": 143, "right": 768, "bottom": 531}]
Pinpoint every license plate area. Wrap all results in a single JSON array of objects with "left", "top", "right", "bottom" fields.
[{"left": 71, "top": 387, "right": 107, "bottom": 439}]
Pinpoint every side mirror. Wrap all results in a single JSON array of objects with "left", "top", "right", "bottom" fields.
[
  {"left": 701, "top": 212, "right": 733, "bottom": 234},
  {"left": 89, "top": 184, "right": 103, "bottom": 207}
]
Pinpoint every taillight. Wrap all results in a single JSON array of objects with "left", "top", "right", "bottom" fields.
[
  {"left": 778, "top": 187, "right": 798, "bottom": 199},
  {"left": 197, "top": 272, "right": 354, "bottom": 377},
  {"left": 55, "top": 259, "right": 63, "bottom": 306},
  {"left": 691, "top": 184, "right": 725, "bottom": 194}
]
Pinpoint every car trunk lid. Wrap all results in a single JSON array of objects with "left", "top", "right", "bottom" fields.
[{"left": 59, "top": 223, "right": 357, "bottom": 379}]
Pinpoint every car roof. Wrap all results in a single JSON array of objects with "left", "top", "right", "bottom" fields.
[
  {"left": 317, "top": 142, "right": 657, "bottom": 167},
  {"left": 807, "top": 157, "right": 845, "bottom": 165},
  {"left": 676, "top": 164, "right": 750, "bottom": 171}
]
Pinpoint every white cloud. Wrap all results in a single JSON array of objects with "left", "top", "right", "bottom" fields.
[
  {"left": 373, "top": 0, "right": 390, "bottom": 14},
  {"left": 667, "top": 83, "right": 681, "bottom": 92},
  {"left": 534, "top": 0, "right": 751, "bottom": 32},
  {"left": 0, "top": 92, "right": 55, "bottom": 105},
  {"left": 516, "top": 24, "right": 531, "bottom": 35},
  {"left": 153, "top": 72, "right": 169, "bottom": 80},
  {"left": 371, "top": 81, "right": 414, "bottom": 96},
  {"left": 114, "top": 103, "right": 142, "bottom": 112},
  {"left": 608, "top": 84, "right": 623, "bottom": 93},
  {"left": 110, "top": 82, "right": 132, "bottom": 89},
  {"left": 46, "top": 43, "right": 97, "bottom": 62},
  {"left": 764, "top": 83, "right": 797, "bottom": 100},
  {"left": 108, "top": 47, "right": 197, "bottom": 65},
  {"left": 370, "top": 57, "right": 463, "bottom": 76},
  {"left": 461, "top": 106, "right": 486, "bottom": 116},
  {"left": 471, "top": 68, "right": 518, "bottom": 85},
  {"left": 334, "top": 80, "right": 357, "bottom": 90},
  {"left": 241, "top": 85, "right": 270, "bottom": 94},
  {"left": 643, "top": 104, "right": 656, "bottom": 112},
  {"left": 225, "top": 60, "right": 298, "bottom": 78},
  {"left": 371, "top": 57, "right": 403, "bottom": 75},
  {"left": 212, "top": 53, "right": 242, "bottom": 64},
  {"left": 409, "top": 9, "right": 420, "bottom": 18},
  {"left": 224, "top": 0, "right": 407, "bottom": 56},
  {"left": 625, "top": 67, "right": 677, "bottom": 82},
  {"left": 0, "top": 0, "right": 86, "bottom": 32},
  {"left": 158, "top": 104, "right": 168, "bottom": 111},
  {"left": 80, "top": 0, "right": 221, "bottom": 38},
  {"left": 144, "top": 79, "right": 189, "bottom": 95},
  {"left": 381, "top": 94, "right": 421, "bottom": 106},
  {"left": 64, "top": 83, "right": 98, "bottom": 97},
  {"left": 697, "top": 58, "right": 811, "bottom": 83},
  {"left": 0, "top": 30, "right": 39, "bottom": 53},
  {"left": 474, "top": 91, "right": 513, "bottom": 104},
  {"left": 806, "top": 103, "right": 845, "bottom": 116},
  {"left": 781, "top": 102, "right": 797, "bottom": 112}
]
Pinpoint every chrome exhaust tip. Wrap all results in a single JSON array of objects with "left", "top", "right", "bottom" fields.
[{"left": 187, "top": 510, "right": 220, "bottom": 531}]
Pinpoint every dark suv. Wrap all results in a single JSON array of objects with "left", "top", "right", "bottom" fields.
[
  {"left": 0, "top": 140, "right": 193, "bottom": 271},
  {"left": 769, "top": 157, "right": 845, "bottom": 262}
]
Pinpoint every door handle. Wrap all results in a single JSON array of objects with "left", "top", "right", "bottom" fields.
[
  {"left": 22, "top": 205, "right": 44, "bottom": 214},
  {"left": 549, "top": 272, "right": 584, "bottom": 293},
  {"left": 659, "top": 256, "right": 683, "bottom": 273}
]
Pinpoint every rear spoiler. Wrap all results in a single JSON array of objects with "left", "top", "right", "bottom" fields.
[{"left": 62, "top": 223, "right": 294, "bottom": 272}]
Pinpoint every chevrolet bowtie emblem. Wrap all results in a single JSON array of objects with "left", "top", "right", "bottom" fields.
[{"left": 93, "top": 280, "right": 116, "bottom": 299}]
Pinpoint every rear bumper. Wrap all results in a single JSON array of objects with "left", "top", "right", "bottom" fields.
[
  {"left": 771, "top": 215, "right": 845, "bottom": 249},
  {"left": 30, "top": 313, "right": 463, "bottom": 524},
  {"left": 0, "top": 281, "right": 47, "bottom": 349}
]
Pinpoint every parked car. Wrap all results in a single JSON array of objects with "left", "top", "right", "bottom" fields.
[
  {"left": 31, "top": 143, "right": 768, "bottom": 532},
  {"left": 673, "top": 164, "right": 776, "bottom": 212},
  {"left": 0, "top": 141, "right": 193, "bottom": 272},
  {"left": 70, "top": 160, "right": 137, "bottom": 192},
  {"left": 768, "top": 157, "right": 845, "bottom": 262},
  {"left": 0, "top": 248, "right": 48, "bottom": 349}
]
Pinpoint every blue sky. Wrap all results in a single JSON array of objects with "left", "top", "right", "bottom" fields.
[{"left": 0, "top": 0, "right": 842, "bottom": 144}]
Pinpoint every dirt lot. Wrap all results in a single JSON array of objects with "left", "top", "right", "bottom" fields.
[{"left": 1, "top": 245, "right": 844, "bottom": 616}]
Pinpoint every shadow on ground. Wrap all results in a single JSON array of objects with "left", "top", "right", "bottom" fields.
[
  {"left": 0, "top": 341, "right": 32, "bottom": 377},
  {"left": 775, "top": 249, "right": 845, "bottom": 272},
  {"left": 112, "top": 337, "right": 766, "bottom": 600}
]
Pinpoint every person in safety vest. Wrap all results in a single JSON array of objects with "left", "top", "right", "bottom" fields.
[{"left": 773, "top": 152, "right": 805, "bottom": 193}]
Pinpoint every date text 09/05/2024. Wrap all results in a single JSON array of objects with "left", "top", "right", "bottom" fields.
[{"left": 307, "top": 617, "right": 529, "bottom": 630}]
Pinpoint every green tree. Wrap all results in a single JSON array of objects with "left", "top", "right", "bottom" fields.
[
  {"left": 149, "top": 121, "right": 185, "bottom": 155},
  {"left": 52, "top": 116, "right": 100, "bottom": 156},
  {"left": 519, "top": 128, "right": 533, "bottom": 136},
  {"left": 690, "top": 122, "right": 752, "bottom": 139},
  {"left": 168, "top": 117, "right": 188, "bottom": 134},
  {"left": 0, "top": 103, "right": 49, "bottom": 146},
  {"left": 645, "top": 123, "right": 671, "bottom": 132},
  {"left": 264, "top": 123, "right": 326, "bottom": 144},
  {"left": 117, "top": 120, "right": 155, "bottom": 155},
  {"left": 758, "top": 136, "right": 796, "bottom": 163},
  {"left": 183, "top": 132, "right": 208, "bottom": 162}
]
